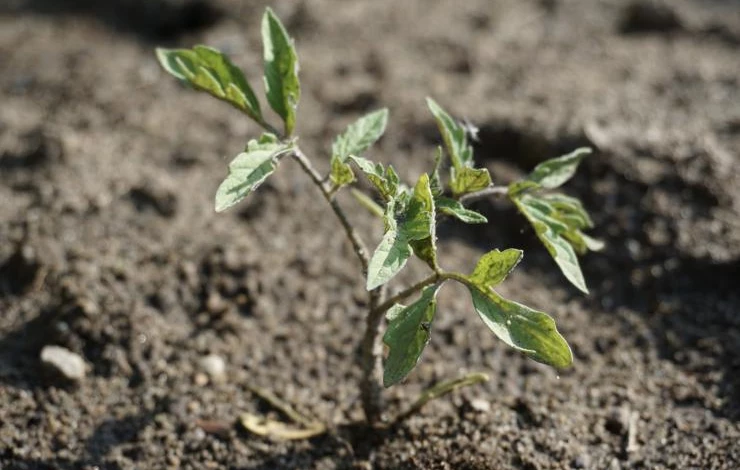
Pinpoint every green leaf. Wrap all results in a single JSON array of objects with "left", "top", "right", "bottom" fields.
[
  {"left": 329, "top": 155, "right": 356, "bottom": 189},
  {"left": 562, "top": 229, "right": 588, "bottom": 255},
  {"left": 429, "top": 147, "right": 444, "bottom": 197},
  {"left": 262, "top": 8, "right": 300, "bottom": 136},
  {"left": 156, "top": 46, "right": 262, "bottom": 122},
  {"left": 403, "top": 174, "right": 435, "bottom": 239},
  {"left": 436, "top": 197, "right": 487, "bottom": 224},
  {"left": 468, "top": 288, "right": 572, "bottom": 369},
  {"left": 366, "top": 175, "right": 436, "bottom": 289},
  {"left": 450, "top": 166, "right": 492, "bottom": 197},
  {"left": 527, "top": 147, "right": 591, "bottom": 189},
  {"left": 514, "top": 195, "right": 588, "bottom": 293},
  {"left": 407, "top": 174, "right": 437, "bottom": 270},
  {"left": 507, "top": 180, "right": 540, "bottom": 198},
  {"left": 332, "top": 109, "right": 389, "bottom": 161},
  {"left": 383, "top": 285, "right": 440, "bottom": 387},
  {"left": 366, "top": 219, "right": 410, "bottom": 291},
  {"left": 247, "top": 132, "right": 280, "bottom": 150},
  {"left": 215, "top": 139, "right": 291, "bottom": 212},
  {"left": 469, "top": 249, "right": 523, "bottom": 288},
  {"left": 582, "top": 233, "right": 605, "bottom": 252},
  {"left": 541, "top": 193, "right": 594, "bottom": 229},
  {"left": 349, "top": 156, "right": 399, "bottom": 201},
  {"left": 426, "top": 98, "right": 472, "bottom": 170}
]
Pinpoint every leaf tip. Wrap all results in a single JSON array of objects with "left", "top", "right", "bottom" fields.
[
  {"left": 366, "top": 277, "right": 382, "bottom": 291},
  {"left": 425, "top": 96, "right": 439, "bottom": 111},
  {"left": 154, "top": 47, "right": 172, "bottom": 70}
]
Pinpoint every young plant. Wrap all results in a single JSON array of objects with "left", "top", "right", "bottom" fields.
[{"left": 156, "top": 8, "right": 602, "bottom": 434}]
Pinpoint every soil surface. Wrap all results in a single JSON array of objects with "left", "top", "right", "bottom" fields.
[{"left": 1, "top": 0, "right": 739, "bottom": 468}]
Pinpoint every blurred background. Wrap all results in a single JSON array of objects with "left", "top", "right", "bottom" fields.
[{"left": 1, "top": 1, "right": 739, "bottom": 468}]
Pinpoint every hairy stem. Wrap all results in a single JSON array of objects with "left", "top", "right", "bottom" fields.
[
  {"left": 290, "top": 146, "right": 387, "bottom": 424},
  {"left": 291, "top": 147, "right": 370, "bottom": 272},
  {"left": 360, "top": 284, "right": 386, "bottom": 424},
  {"left": 458, "top": 185, "right": 509, "bottom": 203}
]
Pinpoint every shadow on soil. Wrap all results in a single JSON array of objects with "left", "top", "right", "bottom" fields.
[
  {"left": 439, "top": 120, "right": 740, "bottom": 421},
  {"left": 0, "top": 0, "right": 222, "bottom": 41},
  {"left": 3, "top": 406, "right": 164, "bottom": 469}
]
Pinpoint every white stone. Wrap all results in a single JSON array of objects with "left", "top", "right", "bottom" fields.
[
  {"left": 40, "top": 345, "right": 87, "bottom": 381},
  {"left": 199, "top": 354, "right": 226, "bottom": 383}
]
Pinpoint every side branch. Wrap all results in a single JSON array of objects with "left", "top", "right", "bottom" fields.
[
  {"left": 458, "top": 185, "right": 508, "bottom": 203},
  {"left": 371, "top": 273, "right": 441, "bottom": 316},
  {"left": 291, "top": 147, "right": 370, "bottom": 273}
]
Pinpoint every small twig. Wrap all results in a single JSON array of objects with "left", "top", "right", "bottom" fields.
[
  {"left": 240, "top": 382, "right": 327, "bottom": 440},
  {"left": 626, "top": 410, "right": 640, "bottom": 454},
  {"left": 239, "top": 414, "right": 326, "bottom": 440},
  {"left": 245, "top": 383, "right": 319, "bottom": 429},
  {"left": 458, "top": 185, "right": 509, "bottom": 204},
  {"left": 392, "top": 372, "right": 489, "bottom": 425}
]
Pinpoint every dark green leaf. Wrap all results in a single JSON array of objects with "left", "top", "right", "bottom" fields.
[
  {"left": 436, "top": 197, "right": 487, "bottom": 224},
  {"left": 468, "top": 288, "right": 573, "bottom": 369},
  {"left": 469, "top": 249, "right": 523, "bottom": 288},
  {"left": 383, "top": 285, "right": 440, "bottom": 387},
  {"left": 332, "top": 109, "right": 388, "bottom": 161},
  {"left": 527, "top": 147, "right": 591, "bottom": 189},
  {"left": 262, "top": 8, "right": 300, "bottom": 136},
  {"left": 215, "top": 139, "right": 291, "bottom": 212},
  {"left": 156, "top": 46, "right": 262, "bottom": 122}
]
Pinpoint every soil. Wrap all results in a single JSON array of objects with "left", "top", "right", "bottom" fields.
[{"left": 1, "top": 0, "right": 739, "bottom": 468}]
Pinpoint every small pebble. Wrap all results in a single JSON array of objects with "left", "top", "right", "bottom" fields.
[
  {"left": 194, "top": 372, "right": 209, "bottom": 386},
  {"left": 40, "top": 345, "right": 87, "bottom": 382},
  {"left": 199, "top": 354, "right": 226, "bottom": 383},
  {"left": 470, "top": 398, "right": 491, "bottom": 413}
]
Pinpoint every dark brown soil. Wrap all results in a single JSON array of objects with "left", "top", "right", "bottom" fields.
[{"left": 2, "top": 0, "right": 739, "bottom": 468}]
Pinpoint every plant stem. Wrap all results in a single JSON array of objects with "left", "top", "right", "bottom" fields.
[
  {"left": 290, "top": 146, "right": 387, "bottom": 424},
  {"left": 458, "top": 185, "right": 509, "bottom": 203},
  {"left": 360, "top": 285, "right": 386, "bottom": 424},
  {"left": 291, "top": 147, "right": 370, "bottom": 272}
]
